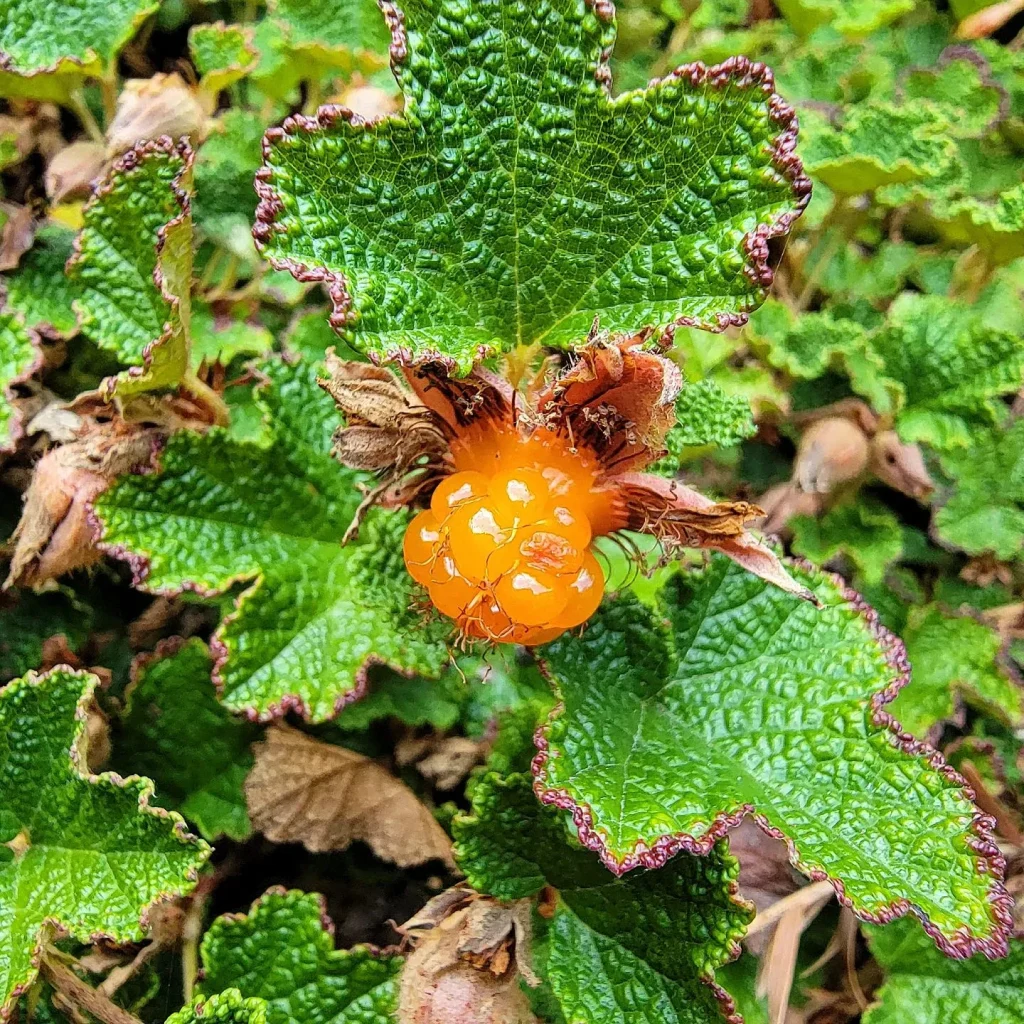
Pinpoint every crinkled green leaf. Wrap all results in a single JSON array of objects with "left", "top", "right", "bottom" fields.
[
  {"left": 198, "top": 888, "right": 401, "bottom": 1024},
  {"left": 68, "top": 139, "right": 194, "bottom": 401},
  {"left": 535, "top": 555, "right": 1008, "bottom": 953},
  {"left": 255, "top": 0, "right": 809, "bottom": 370},
  {"left": 167, "top": 990, "right": 268, "bottom": 1024},
  {"left": 267, "top": 0, "right": 390, "bottom": 71},
  {"left": 774, "top": 0, "right": 914, "bottom": 37},
  {"left": 115, "top": 638, "right": 256, "bottom": 842},
  {"left": 191, "top": 304, "right": 272, "bottom": 369},
  {"left": 889, "top": 605, "right": 1022, "bottom": 739},
  {"left": 864, "top": 921, "right": 1024, "bottom": 1024},
  {"left": 189, "top": 22, "right": 257, "bottom": 95},
  {"left": 931, "top": 184, "right": 1024, "bottom": 266},
  {"left": 455, "top": 771, "right": 750, "bottom": 1024},
  {"left": 799, "top": 103, "right": 957, "bottom": 194},
  {"left": 0, "top": 668, "right": 207, "bottom": 1019},
  {"left": 332, "top": 666, "right": 465, "bottom": 730},
  {"left": 791, "top": 497, "right": 904, "bottom": 586},
  {"left": 870, "top": 293, "right": 1024, "bottom": 449},
  {"left": 2, "top": 224, "right": 79, "bottom": 338},
  {"left": 0, "top": 310, "right": 37, "bottom": 452},
  {"left": 92, "top": 357, "right": 450, "bottom": 722},
  {"left": 902, "top": 54, "right": 1006, "bottom": 140},
  {"left": 933, "top": 420, "right": 1024, "bottom": 561},
  {"left": 652, "top": 379, "right": 755, "bottom": 475},
  {"left": 0, "top": 0, "right": 156, "bottom": 101}
]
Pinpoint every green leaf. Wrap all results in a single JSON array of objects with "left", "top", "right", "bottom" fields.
[
  {"left": 774, "top": 0, "right": 914, "bottom": 37},
  {"left": 0, "top": 309, "right": 38, "bottom": 452},
  {"left": 889, "top": 605, "right": 1022, "bottom": 740},
  {"left": 799, "top": 103, "right": 957, "bottom": 195},
  {"left": 255, "top": 0, "right": 810, "bottom": 370},
  {"left": 864, "top": 920, "right": 1024, "bottom": 1024},
  {"left": 931, "top": 184, "right": 1024, "bottom": 267},
  {"left": 870, "top": 293, "right": 1024, "bottom": 450},
  {"left": 92, "top": 357, "right": 450, "bottom": 722},
  {"left": 933, "top": 420, "right": 1024, "bottom": 561},
  {"left": 652, "top": 379, "right": 755, "bottom": 474},
  {"left": 191, "top": 304, "right": 272, "bottom": 369},
  {"left": 198, "top": 887, "right": 401, "bottom": 1024},
  {"left": 791, "top": 497, "right": 904, "bottom": 586},
  {"left": 332, "top": 666, "right": 465, "bottom": 730},
  {"left": 267, "top": 0, "right": 390, "bottom": 71},
  {"left": 115, "top": 638, "right": 257, "bottom": 842},
  {"left": 2, "top": 224, "right": 79, "bottom": 338},
  {"left": 0, "top": 0, "right": 156, "bottom": 101},
  {"left": 454, "top": 771, "right": 750, "bottom": 1024},
  {"left": 167, "top": 991, "right": 268, "bottom": 1024},
  {"left": 902, "top": 54, "right": 1006, "bottom": 140},
  {"left": 189, "top": 22, "right": 257, "bottom": 95},
  {"left": 0, "top": 588, "right": 92, "bottom": 682},
  {"left": 0, "top": 668, "right": 208, "bottom": 1018},
  {"left": 68, "top": 138, "right": 194, "bottom": 402},
  {"left": 535, "top": 555, "right": 1010, "bottom": 955}
]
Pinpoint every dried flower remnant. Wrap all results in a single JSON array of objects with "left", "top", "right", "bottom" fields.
[{"left": 321, "top": 334, "right": 812, "bottom": 645}]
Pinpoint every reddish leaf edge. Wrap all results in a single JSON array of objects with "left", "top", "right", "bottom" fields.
[
  {"left": 530, "top": 564, "right": 1013, "bottom": 962},
  {"left": 251, "top": 0, "right": 811, "bottom": 374},
  {"left": 86, "top": 451, "right": 444, "bottom": 725},
  {"left": 65, "top": 135, "right": 194, "bottom": 402},
  {"left": 0, "top": 666, "right": 209, "bottom": 1024}
]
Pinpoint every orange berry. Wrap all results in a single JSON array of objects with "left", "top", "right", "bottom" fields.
[
  {"left": 488, "top": 467, "right": 552, "bottom": 525},
  {"left": 430, "top": 471, "right": 489, "bottom": 520},
  {"left": 540, "top": 496, "right": 592, "bottom": 550},
  {"left": 428, "top": 571, "right": 480, "bottom": 620},
  {"left": 403, "top": 509, "right": 443, "bottom": 586},
  {"left": 494, "top": 567, "right": 569, "bottom": 627},
  {"left": 518, "top": 625, "right": 566, "bottom": 647},
  {"left": 551, "top": 551, "right": 604, "bottom": 629},
  {"left": 446, "top": 498, "right": 514, "bottom": 582}
]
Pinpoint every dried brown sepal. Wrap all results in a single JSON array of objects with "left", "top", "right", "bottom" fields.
[
  {"left": 244, "top": 724, "right": 454, "bottom": 868},
  {"left": 45, "top": 141, "right": 108, "bottom": 204},
  {"left": 106, "top": 74, "right": 208, "bottom": 157},
  {"left": 0, "top": 202, "right": 35, "bottom": 272},
  {"left": 397, "top": 885, "right": 538, "bottom": 1024}
]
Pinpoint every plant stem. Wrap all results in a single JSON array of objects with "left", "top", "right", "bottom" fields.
[
  {"left": 69, "top": 91, "right": 105, "bottom": 142},
  {"left": 40, "top": 951, "right": 143, "bottom": 1024},
  {"left": 181, "top": 370, "right": 230, "bottom": 426}
]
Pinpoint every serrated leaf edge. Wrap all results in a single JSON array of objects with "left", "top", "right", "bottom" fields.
[
  {"left": 530, "top": 563, "right": 1013, "bottom": 961},
  {"left": 0, "top": 665, "right": 210, "bottom": 1023},
  {"left": 67, "top": 135, "right": 194, "bottom": 400},
  {"left": 252, "top": 0, "right": 811, "bottom": 370}
]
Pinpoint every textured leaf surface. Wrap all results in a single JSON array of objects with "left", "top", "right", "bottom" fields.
[
  {"left": 890, "top": 606, "right": 1022, "bottom": 739},
  {"left": 864, "top": 921, "right": 1024, "bottom": 1024},
  {"left": 799, "top": 103, "right": 956, "bottom": 194},
  {"left": 0, "top": 668, "right": 207, "bottom": 1019},
  {"left": 933, "top": 421, "right": 1024, "bottom": 560},
  {"left": 189, "top": 22, "right": 257, "bottom": 95},
  {"left": 791, "top": 498, "right": 904, "bottom": 586},
  {"left": 870, "top": 293, "right": 1024, "bottom": 449},
  {"left": 268, "top": 0, "right": 390, "bottom": 68},
  {"left": 1, "top": 225, "right": 79, "bottom": 337},
  {"left": 69, "top": 139, "right": 194, "bottom": 401},
  {"left": 168, "top": 991, "right": 267, "bottom": 1024},
  {"left": 931, "top": 184, "right": 1024, "bottom": 266},
  {"left": 198, "top": 888, "right": 401, "bottom": 1024},
  {"left": 454, "top": 771, "right": 750, "bottom": 1024},
  {"left": 92, "top": 357, "right": 450, "bottom": 722},
  {"left": 0, "top": 310, "right": 37, "bottom": 452},
  {"left": 902, "top": 55, "right": 1005, "bottom": 140},
  {"left": 0, "top": 0, "right": 156, "bottom": 90},
  {"left": 255, "top": 0, "right": 810, "bottom": 369},
  {"left": 115, "top": 638, "right": 257, "bottom": 842},
  {"left": 0, "top": 589, "right": 92, "bottom": 682},
  {"left": 535, "top": 555, "right": 1009, "bottom": 955}
]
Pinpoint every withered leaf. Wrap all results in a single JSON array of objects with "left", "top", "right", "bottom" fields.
[{"left": 245, "top": 724, "right": 454, "bottom": 868}]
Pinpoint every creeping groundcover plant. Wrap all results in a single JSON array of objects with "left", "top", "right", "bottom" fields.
[{"left": 3, "top": 0, "right": 1024, "bottom": 1022}]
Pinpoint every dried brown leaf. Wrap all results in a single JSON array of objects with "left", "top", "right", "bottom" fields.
[
  {"left": 45, "top": 141, "right": 108, "bottom": 204},
  {"left": 245, "top": 724, "right": 454, "bottom": 868},
  {"left": 106, "top": 74, "right": 207, "bottom": 156}
]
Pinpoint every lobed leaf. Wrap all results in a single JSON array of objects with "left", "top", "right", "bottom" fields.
[
  {"left": 0, "top": 668, "right": 207, "bottom": 1020},
  {"left": 198, "top": 888, "right": 401, "bottom": 1024},
  {"left": 254, "top": 0, "right": 810, "bottom": 370},
  {"left": 864, "top": 920, "right": 1024, "bottom": 1024},
  {"left": 0, "top": 310, "right": 38, "bottom": 453},
  {"left": 933, "top": 420, "right": 1024, "bottom": 560},
  {"left": 189, "top": 22, "right": 257, "bottom": 96},
  {"left": 454, "top": 771, "right": 751, "bottom": 1024},
  {"left": 115, "top": 638, "right": 257, "bottom": 842},
  {"left": 534, "top": 555, "right": 1011, "bottom": 956},
  {"left": 889, "top": 605, "right": 1022, "bottom": 740},
  {"left": 92, "top": 357, "right": 450, "bottom": 722},
  {"left": 68, "top": 137, "right": 194, "bottom": 402}
]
